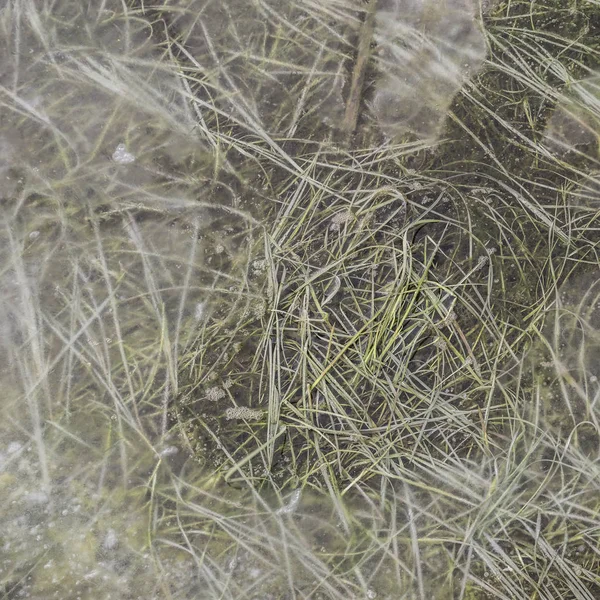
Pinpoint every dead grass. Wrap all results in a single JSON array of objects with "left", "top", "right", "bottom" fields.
[{"left": 1, "top": 1, "right": 600, "bottom": 599}]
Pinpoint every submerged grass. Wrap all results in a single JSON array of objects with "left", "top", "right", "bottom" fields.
[{"left": 1, "top": 0, "right": 600, "bottom": 599}]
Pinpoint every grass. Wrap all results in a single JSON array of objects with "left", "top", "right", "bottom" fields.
[{"left": 1, "top": 0, "right": 600, "bottom": 598}]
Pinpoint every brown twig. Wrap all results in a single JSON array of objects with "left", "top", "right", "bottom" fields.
[{"left": 342, "top": 0, "right": 378, "bottom": 136}]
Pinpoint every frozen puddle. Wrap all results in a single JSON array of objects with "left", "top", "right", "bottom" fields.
[{"left": 372, "top": 0, "right": 487, "bottom": 140}]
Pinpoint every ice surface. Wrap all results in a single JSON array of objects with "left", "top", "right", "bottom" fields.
[
  {"left": 372, "top": 0, "right": 487, "bottom": 141},
  {"left": 7, "top": 441, "right": 23, "bottom": 455},
  {"left": 544, "top": 74, "right": 600, "bottom": 156},
  {"left": 0, "top": 2, "right": 263, "bottom": 597},
  {"left": 169, "top": 0, "right": 351, "bottom": 136}
]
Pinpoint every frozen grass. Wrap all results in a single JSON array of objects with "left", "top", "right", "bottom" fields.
[{"left": 1, "top": 0, "right": 600, "bottom": 599}]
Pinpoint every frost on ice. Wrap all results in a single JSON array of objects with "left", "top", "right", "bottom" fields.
[
  {"left": 194, "top": 301, "right": 205, "bottom": 321},
  {"left": 275, "top": 489, "right": 302, "bottom": 515},
  {"left": 112, "top": 143, "right": 135, "bottom": 164},
  {"left": 102, "top": 529, "right": 119, "bottom": 551}
]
